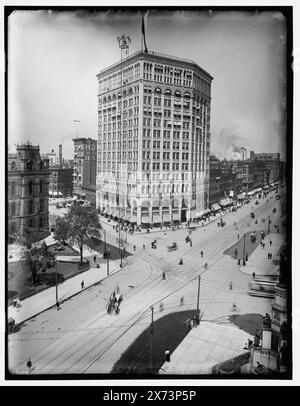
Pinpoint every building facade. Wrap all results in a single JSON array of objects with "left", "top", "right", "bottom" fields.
[
  {"left": 96, "top": 50, "right": 213, "bottom": 225},
  {"left": 49, "top": 168, "right": 73, "bottom": 197},
  {"left": 8, "top": 143, "right": 50, "bottom": 236},
  {"left": 208, "top": 152, "right": 281, "bottom": 206},
  {"left": 73, "top": 138, "right": 97, "bottom": 205}
]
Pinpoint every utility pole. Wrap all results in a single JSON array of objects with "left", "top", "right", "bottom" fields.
[
  {"left": 149, "top": 305, "right": 154, "bottom": 374},
  {"left": 55, "top": 259, "right": 58, "bottom": 304},
  {"left": 104, "top": 229, "right": 107, "bottom": 257},
  {"left": 107, "top": 253, "right": 109, "bottom": 276},
  {"left": 196, "top": 275, "right": 201, "bottom": 313},
  {"left": 243, "top": 233, "right": 246, "bottom": 266},
  {"left": 268, "top": 215, "right": 270, "bottom": 234}
]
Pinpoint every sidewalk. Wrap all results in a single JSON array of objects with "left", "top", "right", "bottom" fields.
[
  {"left": 8, "top": 256, "right": 123, "bottom": 326},
  {"left": 160, "top": 321, "right": 249, "bottom": 374},
  {"left": 240, "top": 232, "right": 284, "bottom": 276}
]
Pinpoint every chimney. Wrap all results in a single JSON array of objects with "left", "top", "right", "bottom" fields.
[{"left": 59, "top": 144, "right": 62, "bottom": 168}]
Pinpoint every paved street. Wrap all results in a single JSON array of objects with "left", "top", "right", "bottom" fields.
[{"left": 8, "top": 189, "right": 284, "bottom": 375}]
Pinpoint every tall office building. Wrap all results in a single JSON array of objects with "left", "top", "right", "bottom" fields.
[
  {"left": 96, "top": 50, "right": 213, "bottom": 226},
  {"left": 73, "top": 138, "right": 97, "bottom": 205},
  {"left": 8, "top": 142, "right": 50, "bottom": 236}
]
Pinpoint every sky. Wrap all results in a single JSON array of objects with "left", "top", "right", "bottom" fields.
[{"left": 7, "top": 8, "right": 287, "bottom": 160}]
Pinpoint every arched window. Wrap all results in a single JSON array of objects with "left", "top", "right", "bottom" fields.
[
  {"left": 10, "top": 202, "right": 16, "bottom": 216},
  {"left": 155, "top": 87, "right": 161, "bottom": 94},
  {"left": 10, "top": 222, "right": 16, "bottom": 234},
  {"left": 10, "top": 182, "right": 16, "bottom": 196},
  {"left": 28, "top": 181, "right": 33, "bottom": 196},
  {"left": 165, "top": 89, "right": 171, "bottom": 96},
  {"left": 10, "top": 161, "right": 16, "bottom": 170},
  {"left": 175, "top": 90, "right": 181, "bottom": 98},
  {"left": 184, "top": 92, "right": 190, "bottom": 99},
  {"left": 28, "top": 200, "right": 34, "bottom": 214},
  {"left": 27, "top": 160, "right": 33, "bottom": 171}
]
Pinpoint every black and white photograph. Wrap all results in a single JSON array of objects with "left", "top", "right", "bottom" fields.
[{"left": 4, "top": 5, "right": 294, "bottom": 381}]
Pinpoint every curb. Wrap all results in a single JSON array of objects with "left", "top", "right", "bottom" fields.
[{"left": 10, "top": 261, "right": 128, "bottom": 329}]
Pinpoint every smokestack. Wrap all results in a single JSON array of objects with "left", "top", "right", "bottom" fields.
[{"left": 59, "top": 144, "right": 62, "bottom": 168}]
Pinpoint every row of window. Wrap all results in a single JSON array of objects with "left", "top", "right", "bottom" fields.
[
  {"left": 142, "top": 162, "right": 190, "bottom": 171},
  {"left": 142, "top": 151, "right": 190, "bottom": 160},
  {"left": 9, "top": 180, "right": 45, "bottom": 197},
  {"left": 9, "top": 198, "right": 46, "bottom": 217},
  {"left": 103, "top": 151, "right": 138, "bottom": 159},
  {"left": 9, "top": 217, "right": 46, "bottom": 234},
  {"left": 102, "top": 162, "right": 138, "bottom": 171}
]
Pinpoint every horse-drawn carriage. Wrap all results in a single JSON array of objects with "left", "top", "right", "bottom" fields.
[{"left": 106, "top": 286, "right": 123, "bottom": 315}]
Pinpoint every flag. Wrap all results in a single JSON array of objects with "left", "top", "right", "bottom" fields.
[{"left": 142, "top": 12, "right": 148, "bottom": 53}]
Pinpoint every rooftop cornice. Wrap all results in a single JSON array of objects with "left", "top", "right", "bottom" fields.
[{"left": 97, "top": 50, "right": 213, "bottom": 81}]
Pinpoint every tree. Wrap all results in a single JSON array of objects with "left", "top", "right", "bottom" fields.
[
  {"left": 54, "top": 205, "right": 102, "bottom": 263},
  {"left": 22, "top": 242, "right": 56, "bottom": 285}
]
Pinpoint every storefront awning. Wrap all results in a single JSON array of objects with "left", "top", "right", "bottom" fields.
[
  {"left": 211, "top": 203, "right": 221, "bottom": 211},
  {"left": 194, "top": 210, "right": 205, "bottom": 218},
  {"left": 163, "top": 213, "right": 170, "bottom": 221},
  {"left": 237, "top": 193, "right": 246, "bottom": 199},
  {"left": 141, "top": 215, "right": 150, "bottom": 223},
  {"left": 219, "top": 198, "right": 233, "bottom": 207},
  {"left": 152, "top": 214, "right": 161, "bottom": 223},
  {"left": 172, "top": 212, "right": 180, "bottom": 221}
]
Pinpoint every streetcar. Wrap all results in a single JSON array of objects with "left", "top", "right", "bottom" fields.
[{"left": 248, "top": 280, "right": 276, "bottom": 298}]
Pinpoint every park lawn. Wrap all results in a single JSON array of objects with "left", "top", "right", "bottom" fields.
[
  {"left": 8, "top": 257, "right": 89, "bottom": 305},
  {"left": 85, "top": 238, "right": 132, "bottom": 260},
  {"left": 223, "top": 231, "right": 268, "bottom": 260},
  {"left": 111, "top": 309, "right": 197, "bottom": 375}
]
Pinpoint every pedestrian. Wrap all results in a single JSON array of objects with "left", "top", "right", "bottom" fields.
[
  {"left": 190, "top": 240, "right": 192, "bottom": 247},
  {"left": 234, "top": 248, "right": 238, "bottom": 258},
  {"left": 27, "top": 358, "right": 32, "bottom": 374},
  {"left": 245, "top": 253, "right": 248, "bottom": 261},
  {"left": 232, "top": 302, "right": 237, "bottom": 311},
  {"left": 133, "top": 245, "right": 136, "bottom": 251},
  {"left": 164, "top": 232, "right": 166, "bottom": 238},
  {"left": 229, "top": 281, "right": 233, "bottom": 290},
  {"left": 93, "top": 255, "right": 96, "bottom": 263},
  {"left": 237, "top": 234, "right": 240, "bottom": 240},
  {"left": 192, "top": 315, "right": 197, "bottom": 327},
  {"left": 56, "top": 301, "right": 60, "bottom": 311},
  {"left": 143, "top": 244, "right": 145, "bottom": 249},
  {"left": 179, "top": 258, "right": 183, "bottom": 265},
  {"left": 162, "top": 272, "right": 166, "bottom": 280},
  {"left": 180, "top": 296, "right": 184, "bottom": 306},
  {"left": 252, "top": 272, "right": 256, "bottom": 279},
  {"left": 81, "top": 280, "right": 84, "bottom": 289},
  {"left": 260, "top": 241, "right": 263, "bottom": 247},
  {"left": 201, "top": 251, "right": 203, "bottom": 258},
  {"left": 270, "top": 240, "right": 272, "bottom": 246},
  {"left": 159, "top": 302, "right": 164, "bottom": 312},
  {"left": 263, "top": 243, "right": 265, "bottom": 249}
]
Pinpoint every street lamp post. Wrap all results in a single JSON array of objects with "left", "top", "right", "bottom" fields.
[
  {"left": 196, "top": 275, "right": 201, "bottom": 314},
  {"left": 149, "top": 305, "right": 154, "bottom": 373},
  {"left": 55, "top": 259, "right": 58, "bottom": 305},
  {"left": 243, "top": 233, "right": 246, "bottom": 266}
]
